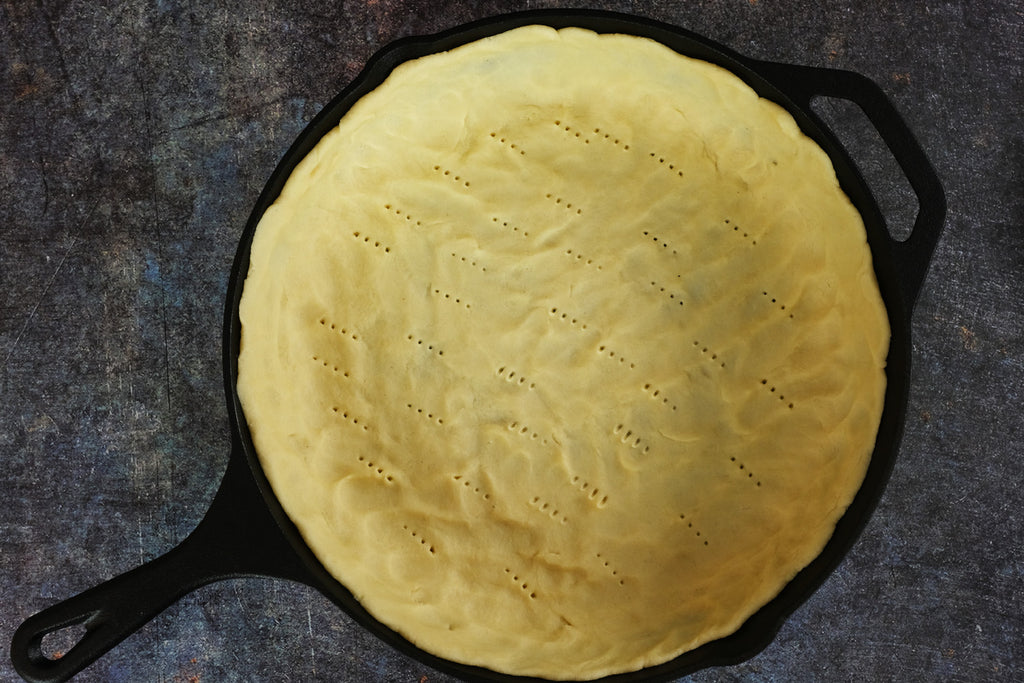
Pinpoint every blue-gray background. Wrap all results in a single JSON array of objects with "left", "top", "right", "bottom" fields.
[{"left": 2, "top": 1, "right": 1021, "bottom": 681}]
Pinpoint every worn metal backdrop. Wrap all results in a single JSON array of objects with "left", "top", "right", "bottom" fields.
[{"left": 2, "top": 1, "right": 1021, "bottom": 681}]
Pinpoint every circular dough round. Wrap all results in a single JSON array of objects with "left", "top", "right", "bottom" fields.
[{"left": 237, "top": 25, "right": 889, "bottom": 680}]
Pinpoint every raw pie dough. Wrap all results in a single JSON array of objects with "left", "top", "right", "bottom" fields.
[{"left": 237, "top": 25, "right": 889, "bottom": 680}]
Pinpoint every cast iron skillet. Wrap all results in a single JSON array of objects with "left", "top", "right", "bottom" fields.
[{"left": 12, "top": 9, "right": 945, "bottom": 683}]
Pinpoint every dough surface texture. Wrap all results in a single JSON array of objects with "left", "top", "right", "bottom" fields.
[{"left": 237, "top": 25, "right": 890, "bottom": 680}]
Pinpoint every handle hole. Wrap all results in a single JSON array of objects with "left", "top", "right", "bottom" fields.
[
  {"left": 40, "top": 622, "right": 88, "bottom": 661},
  {"left": 810, "top": 95, "right": 919, "bottom": 242}
]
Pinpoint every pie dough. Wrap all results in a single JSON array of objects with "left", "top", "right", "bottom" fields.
[{"left": 236, "top": 25, "right": 889, "bottom": 680}]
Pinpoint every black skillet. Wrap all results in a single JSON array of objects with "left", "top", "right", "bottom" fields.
[{"left": 11, "top": 9, "right": 945, "bottom": 682}]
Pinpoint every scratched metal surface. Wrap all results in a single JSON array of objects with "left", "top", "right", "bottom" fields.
[{"left": 2, "top": 1, "right": 1021, "bottom": 681}]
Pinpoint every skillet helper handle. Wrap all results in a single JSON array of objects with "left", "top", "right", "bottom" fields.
[
  {"left": 754, "top": 61, "right": 946, "bottom": 309},
  {"left": 11, "top": 452, "right": 308, "bottom": 683}
]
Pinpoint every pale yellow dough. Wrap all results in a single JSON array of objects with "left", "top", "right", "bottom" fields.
[{"left": 237, "top": 25, "right": 889, "bottom": 680}]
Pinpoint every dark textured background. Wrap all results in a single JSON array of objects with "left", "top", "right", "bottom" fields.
[{"left": 2, "top": 1, "right": 1021, "bottom": 681}]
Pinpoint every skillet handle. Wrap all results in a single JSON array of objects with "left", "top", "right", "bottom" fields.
[
  {"left": 11, "top": 451, "right": 309, "bottom": 683},
  {"left": 754, "top": 61, "right": 946, "bottom": 310}
]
